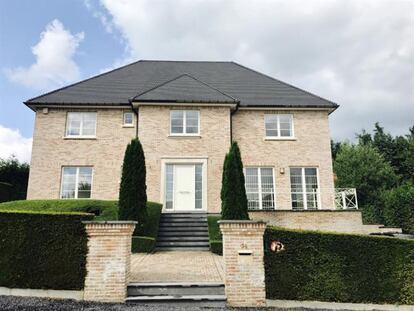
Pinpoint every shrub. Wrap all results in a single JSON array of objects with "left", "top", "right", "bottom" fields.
[
  {"left": 220, "top": 142, "right": 249, "bottom": 220},
  {"left": 0, "top": 182, "right": 12, "bottom": 203},
  {"left": 131, "top": 236, "right": 156, "bottom": 253},
  {"left": 383, "top": 183, "right": 414, "bottom": 234},
  {"left": 0, "top": 199, "right": 118, "bottom": 220},
  {"left": 0, "top": 157, "right": 29, "bottom": 201},
  {"left": 119, "top": 138, "right": 148, "bottom": 233},
  {"left": 264, "top": 227, "right": 414, "bottom": 304},
  {"left": 207, "top": 215, "right": 223, "bottom": 255},
  {"left": 0, "top": 211, "right": 93, "bottom": 290}
]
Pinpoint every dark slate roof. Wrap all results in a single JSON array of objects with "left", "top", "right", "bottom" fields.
[
  {"left": 25, "top": 60, "right": 337, "bottom": 108},
  {"left": 133, "top": 74, "right": 237, "bottom": 103}
]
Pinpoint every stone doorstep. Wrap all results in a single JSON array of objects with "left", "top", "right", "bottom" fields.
[
  {"left": 267, "top": 299, "right": 414, "bottom": 311},
  {"left": 0, "top": 287, "right": 83, "bottom": 300}
]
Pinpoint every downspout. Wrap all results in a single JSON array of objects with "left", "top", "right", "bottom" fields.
[
  {"left": 129, "top": 99, "right": 139, "bottom": 138},
  {"left": 230, "top": 102, "right": 240, "bottom": 144}
]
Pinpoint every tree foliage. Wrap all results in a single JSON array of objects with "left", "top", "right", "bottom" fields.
[
  {"left": 118, "top": 138, "right": 147, "bottom": 233},
  {"left": 0, "top": 157, "right": 29, "bottom": 202},
  {"left": 221, "top": 142, "right": 249, "bottom": 220}
]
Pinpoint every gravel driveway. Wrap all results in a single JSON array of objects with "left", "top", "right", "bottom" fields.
[{"left": 0, "top": 296, "right": 313, "bottom": 311}]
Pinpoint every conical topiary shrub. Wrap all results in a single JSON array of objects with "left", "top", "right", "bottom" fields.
[
  {"left": 118, "top": 138, "right": 148, "bottom": 234},
  {"left": 220, "top": 141, "right": 249, "bottom": 220}
]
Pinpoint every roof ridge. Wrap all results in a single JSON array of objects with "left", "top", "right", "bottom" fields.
[
  {"left": 139, "top": 60, "right": 233, "bottom": 63},
  {"left": 132, "top": 73, "right": 238, "bottom": 102},
  {"left": 25, "top": 60, "right": 144, "bottom": 104},
  {"left": 230, "top": 61, "right": 339, "bottom": 108}
]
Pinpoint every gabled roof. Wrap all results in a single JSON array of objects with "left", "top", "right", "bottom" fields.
[
  {"left": 25, "top": 60, "right": 338, "bottom": 109},
  {"left": 133, "top": 74, "right": 237, "bottom": 103}
]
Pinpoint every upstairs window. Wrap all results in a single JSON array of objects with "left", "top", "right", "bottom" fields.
[
  {"left": 66, "top": 112, "right": 97, "bottom": 137},
  {"left": 61, "top": 166, "right": 93, "bottom": 199},
  {"left": 170, "top": 110, "right": 199, "bottom": 135},
  {"left": 264, "top": 114, "right": 293, "bottom": 138},
  {"left": 123, "top": 112, "right": 134, "bottom": 126}
]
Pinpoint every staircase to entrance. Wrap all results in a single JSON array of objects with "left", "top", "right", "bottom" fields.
[{"left": 156, "top": 212, "right": 209, "bottom": 251}]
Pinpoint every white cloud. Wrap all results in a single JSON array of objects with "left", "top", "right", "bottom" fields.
[
  {"left": 6, "top": 19, "right": 84, "bottom": 91},
  {"left": 89, "top": 0, "right": 414, "bottom": 140},
  {"left": 0, "top": 125, "right": 32, "bottom": 163}
]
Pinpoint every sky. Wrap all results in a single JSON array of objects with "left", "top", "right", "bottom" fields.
[{"left": 1, "top": 0, "right": 413, "bottom": 163}]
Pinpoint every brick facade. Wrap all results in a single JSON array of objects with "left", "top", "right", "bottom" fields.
[
  {"left": 27, "top": 106, "right": 336, "bottom": 213},
  {"left": 83, "top": 221, "right": 136, "bottom": 303},
  {"left": 27, "top": 108, "right": 136, "bottom": 200},
  {"left": 219, "top": 220, "right": 267, "bottom": 307}
]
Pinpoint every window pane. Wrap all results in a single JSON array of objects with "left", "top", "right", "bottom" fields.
[
  {"left": 265, "top": 115, "right": 278, "bottom": 137},
  {"left": 245, "top": 168, "right": 260, "bottom": 209},
  {"left": 186, "top": 111, "right": 199, "bottom": 134},
  {"left": 171, "top": 111, "right": 184, "bottom": 133},
  {"left": 279, "top": 115, "right": 292, "bottom": 137},
  {"left": 78, "top": 167, "right": 92, "bottom": 198},
  {"left": 260, "top": 168, "right": 274, "bottom": 209},
  {"left": 195, "top": 164, "right": 202, "bottom": 209},
  {"left": 81, "top": 113, "right": 96, "bottom": 136},
  {"left": 290, "top": 167, "right": 319, "bottom": 209},
  {"left": 61, "top": 167, "right": 77, "bottom": 199},
  {"left": 165, "top": 164, "right": 174, "bottom": 209},
  {"left": 124, "top": 112, "right": 133, "bottom": 125},
  {"left": 66, "top": 113, "right": 81, "bottom": 136}
]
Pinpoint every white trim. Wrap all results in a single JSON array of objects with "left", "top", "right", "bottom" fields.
[
  {"left": 244, "top": 166, "right": 276, "bottom": 210},
  {"left": 65, "top": 112, "right": 97, "bottom": 138},
  {"left": 132, "top": 102, "right": 237, "bottom": 109},
  {"left": 264, "top": 113, "right": 294, "bottom": 139},
  {"left": 264, "top": 137, "right": 296, "bottom": 141},
  {"left": 160, "top": 157, "right": 208, "bottom": 212},
  {"left": 289, "top": 167, "right": 320, "bottom": 210},
  {"left": 169, "top": 110, "right": 200, "bottom": 136}
]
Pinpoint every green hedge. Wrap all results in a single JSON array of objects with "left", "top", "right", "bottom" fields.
[
  {"left": 0, "top": 182, "right": 12, "bottom": 203},
  {"left": 0, "top": 199, "right": 118, "bottom": 220},
  {"left": 264, "top": 227, "right": 414, "bottom": 304},
  {"left": 207, "top": 215, "right": 223, "bottom": 255},
  {"left": 132, "top": 236, "right": 156, "bottom": 253},
  {"left": 132, "top": 202, "right": 162, "bottom": 253},
  {"left": 0, "top": 211, "right": 93, "bottom": 290}
]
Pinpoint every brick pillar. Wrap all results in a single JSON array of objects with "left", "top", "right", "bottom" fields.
[
  {"left": 83, "top": 221, "right": 136, "bottom": 303},
  {"left": 219, "top": 220, "right": 267, "bottom": 307}
]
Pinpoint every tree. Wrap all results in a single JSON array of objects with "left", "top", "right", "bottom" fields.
[
  {"left": 383, "top": 183, "right": 414, "bottom": 234},
  {"left": 0, "top": 156, "right": 29, "bottom": 202},
  {"left": 334, "top": 143, "right": 397, "bottom": 223},
  {"left": 330, "top": 140, "right": 342, "bottom": 161},
  {"left": 221, "top": 142, "right": 249, "bottom": 220},
  {"left": 118, "top": 138, "right": 147, "bottom": 234}
]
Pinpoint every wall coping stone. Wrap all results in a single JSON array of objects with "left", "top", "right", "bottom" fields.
[
  {"left": 82, "top": 221, "right": 138, "bottom": 224},
  {"left": 218, "top": 220, "right": 267, "bottom": 224},
  {"left": 248, "top": 209, "right": 360, "bottom": 213}
]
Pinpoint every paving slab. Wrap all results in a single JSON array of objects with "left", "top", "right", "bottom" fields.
[{"left": 130, "top": 251, "right": 224, "bottom": 283}]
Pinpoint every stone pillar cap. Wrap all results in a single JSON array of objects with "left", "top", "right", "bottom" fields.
[
  {"left": 82, "top": 221, "right": 138, "bottom": 224},
  {"left": 218, "top": 220, "right": 267, "bottom": 224}
]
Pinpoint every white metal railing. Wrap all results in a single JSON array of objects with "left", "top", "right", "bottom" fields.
[{"left": 335, "top": 188, "right": 358, "bottom": 209}]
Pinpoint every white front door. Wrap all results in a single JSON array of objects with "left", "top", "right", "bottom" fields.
[{"left": 173, "top": 165, "right": 196, "bottom": 211}]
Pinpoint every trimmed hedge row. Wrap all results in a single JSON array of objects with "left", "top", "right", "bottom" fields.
[
  {"left": 264, "top": 227, "right": 414, "bottom": 304},
  {"left": 207, "top": 215, "right": 223, "bottom": 255},
  {"left": 0, "top": 211, "right": 93, "bottom": 290},
  {"left": 132, "top": 202, "right": 162, "bottom": 253}
]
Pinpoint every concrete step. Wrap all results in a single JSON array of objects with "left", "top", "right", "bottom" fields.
[
  {"left": 127, "top": 282, "right": 225, "bottom": 296},
  {"left": 158, "top": 236, "right": 209, "bottom": 242},
  {"left": 159, "top": 222, "right": 208, "bottom": 228},
  {"left": 158, "top": 227, "right": 208, "bottom": 233},
  {"left": 158, "top": 231, "right": 209, "bottom": 237},
  {"left": 160, "top": 219, "right": 207, "bottom": 224},
  {"left": 156, "top": 241, "right": 209, "bottom": 247},
  {"left": 162, "top": 213, "right": 207, "bottom": 217},
  {"left": 155, "top": 246, "right": 210, "bottom": 251},
  {"left": 126, "top": 295, "right": 226, "bottom": 307}
]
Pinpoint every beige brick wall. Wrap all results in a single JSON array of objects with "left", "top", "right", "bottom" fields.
[
  {"left": 219, "top": 221, "right": 267, "bottom": 307},
  {"left": 83, "top": 221, "right": 135, "bottom": 302},
  {"left": 232, "top": 109, "right": 335, "bottom": 209},
  {"left": 138, "top": 105, "right": 231, "bottom": 213},
  {"left": 27, "top": 108, "right": 136, "bottom": 200}
]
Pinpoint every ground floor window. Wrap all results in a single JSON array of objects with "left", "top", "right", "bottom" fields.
[
  {"left": 290, "top": 167, "right": 319, "bottom": 209},
  {"left": 61, "top": 166, "right": 93, "bottom": 199},
  {"left": 245, "top": 167, "right": 275, "bottom": 210}
]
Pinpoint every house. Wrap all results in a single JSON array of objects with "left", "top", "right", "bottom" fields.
[{"left": 25, "top": 60, "right": 375, "bottom": 233}]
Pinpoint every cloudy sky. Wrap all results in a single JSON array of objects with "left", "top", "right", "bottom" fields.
[{"left": 1, "top": 0, "right": 413, "bottom": 162}]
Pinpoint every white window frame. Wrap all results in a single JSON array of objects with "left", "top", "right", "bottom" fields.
[
  {"left": 60, "top": 166, "right": 94, "bottom": 199},
  {"left": 264, "top": 114, "right": 294, "bottom": 139},
  {"left": 289, "top": 167, "right": 320, "bottom": 210},
  {"left": 169, "top": 110, "right": 200, "bottom": 136},
  {"left": 123, "top": 112, "right": 134, "bottom": 127},
  {"left": 65, "top": 112, "right": 97, "bottom": 138},
  {"left": 244, "top": 167, "right": 276, "bottom": 210}
]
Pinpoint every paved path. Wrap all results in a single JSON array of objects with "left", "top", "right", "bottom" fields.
[{"left": 130, "top": 251, "right": 225, "bottom": 283}]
